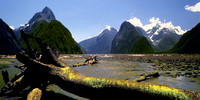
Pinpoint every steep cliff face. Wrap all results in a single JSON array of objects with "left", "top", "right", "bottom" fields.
[
  {"left": 0, "top": 19, "right": 19, "bottom": 54},
  {"left": 111, "top": 21, "right": 154, "bottom": 54},
  {"left": 169, "top": 23, "right": 200, "bottom": 54},
  {"left": 22, "top": 20, "right": 83, "bottom": 54}
]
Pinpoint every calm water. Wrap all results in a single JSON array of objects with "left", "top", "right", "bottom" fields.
[
  {"left": 61, "top": 54, "right": 200, "bottom": 91},
  {"left": 0, "top": 54, "right": 200, "bottom": 99}
]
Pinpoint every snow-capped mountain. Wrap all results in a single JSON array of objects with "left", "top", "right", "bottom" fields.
[
  {"left": 143, "top": 18, "right": 184, "bottom": 45},
  {"left": 97, "top": 25, "right": 117, "bottom": 43},
  {"left": 79, "top": 25, "right": 117, "bottom": 54},
  {"left": 127, "top": 17, "right": 185, "bottom": 52}
]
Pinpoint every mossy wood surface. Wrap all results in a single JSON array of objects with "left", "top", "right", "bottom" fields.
[{"left": 0, "top": 31, "right": 199, "bottom": 100}]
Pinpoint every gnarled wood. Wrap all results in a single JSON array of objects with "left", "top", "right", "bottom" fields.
[
  {"left": 134, "top": 71, "right": 160, "bottom": 82},
  {"left": 1, "top": 30, "right": 199, "bottom": 100},
  {"left": 2, "top": 70, "right": 9, "bottom": 84},
  {"left": 73, "top": 56, "right": 99, "bottom": 67},
  {"left": 16, "top": 52, "right": 200, "bottom": 100},
  {"left": 20, "top": 30, "right": 36, "bottom": 59},
  {"left": 0, "top": 75, "right": 28, "bottom": 95},
  {"left": 14, "top": 64, "right": 26, "bottom": 70}
]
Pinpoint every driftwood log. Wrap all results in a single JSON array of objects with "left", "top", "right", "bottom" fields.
[
  {"left": 72, "top": 56, "right": 98, "bottom": 67},
  {"left": 134, "top": 71, "right": 160, "bottom": 82},
  {"left": 0, "top": 30, "right": 200, "bottom": 100}
]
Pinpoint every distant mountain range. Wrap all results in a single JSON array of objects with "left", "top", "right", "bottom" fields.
[
  {"left": 79, "top": 19, "right": 200, "bottom": 54},
  {"left": 142, "top": 21, "right": 182, "bottom": 52},
  {"left": 0, "top": 19, "right": 20, "bottom": 54},
  {"left": 79, "top": 26, "right": 117, "bottom": 54},
  {"left": 0, "top": 6, "right": 200, "bottom": 54},
  {"left": 110, "top": 21, "right": 154, "bottom": 54},
  {"left": 79, "top": 17, "right": 187, "bottom": 54}
]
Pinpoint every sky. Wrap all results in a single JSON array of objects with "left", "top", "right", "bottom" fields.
[{"left": 0, "top": 0, "right": 200, "bottom": 42}]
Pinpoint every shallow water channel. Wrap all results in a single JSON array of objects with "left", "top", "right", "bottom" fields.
[
  {"left": 0, "top": 54, "right": 199, "bottom": 99},
  {"left": 62, "top": 54, "right": 200, "bottom": 91}
]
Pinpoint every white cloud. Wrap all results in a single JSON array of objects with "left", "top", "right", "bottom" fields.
[
  {"left": 185, "top": 2, "right": 200, "bottom": 12},
  {"left": 175, "top": 26, "right": 186, "bottom": 35},
  {"left": 143, "top": 17, "right": 161, "bottom": 32},
  {"left": 142, "top": 17, "right": 186, "bottom": 35},
  {"left": 9, "top": 26, "right": 15, "bottom": 30},
  {"left": 127, "top": 17, "right": 143, "bottom": 27},
  {"left": 126, "top": 17, "right": 186, "bottom": 35},
  {"left": 149, "top": 17, "right": 161, "bottom": 24}
]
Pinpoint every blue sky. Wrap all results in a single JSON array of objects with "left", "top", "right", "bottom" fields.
[{"left": 0, "top": 0, "right": 200, "bottom": 42}]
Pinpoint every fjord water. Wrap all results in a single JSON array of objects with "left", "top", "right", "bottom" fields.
[
  {"left": 61, "top": 54, "right": 200, "bottom": 91},
  {"left": 0, "top": 54, "right": 199, "bottom": 99}
]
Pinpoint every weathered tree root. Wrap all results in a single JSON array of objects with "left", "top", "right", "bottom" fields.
[
  {"left": 2, "top": 70, "right": 9, "bottom": 84},
  {"left": 14, "top": 64, "right": 26, "bottom": 70},
  {"left": 1, "top": 68, "right": 28, "bottom": 95},
  {"left": 1, "top": 75, "right": 28, "bottom": 95},
  {"left": 16, "top": 52, "right": 200, "bottom": 100},
  {"left": 1, "top": 30, "right": 199, "bottom": 100},
  {"left": 72, "top": 56, "right": 98, "bottom": 67}
]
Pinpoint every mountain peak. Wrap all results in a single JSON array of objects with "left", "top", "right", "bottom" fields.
[
  {"left": 120, "top": 21, "right": 138, "bottom": 32},
  {"left": 23, "top": 20, "right": 83, "bottom": 54},
  {"left": 42, "top": 6, "right": 50, "bottom": 11},
  {"left": 106, "top": 25, "right": 112, "bottom": 31},
  {"left": 111, "top": 20, "right": 154, "bottom": 54},
  {"left": 42, "top": 6, "right": 53, "bottom": 15},
  {"left": 126, "top": 17, "right": 143, "bottom": 27},
  {"left": 99, "top": 25, "right": 117, "bottom": 35},
  {"left": 143, "top": 17, "right": 186, "bottom": 35},
  {"left": 79, "top": 25, "right": 117, "bottom": 54},
  {"left": 28, "top": 6, "right": 56, "bottom": 25},
  {"left": 127, "top": 17, "right": 186, "bottom": 35}
]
